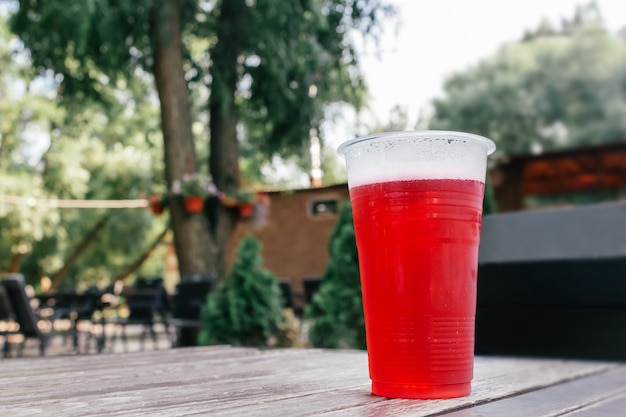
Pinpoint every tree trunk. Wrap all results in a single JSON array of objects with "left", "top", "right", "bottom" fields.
[
  {"left": 208, "top": 0, "right": 245, "bottom": 280},
  {"left": 8, "top": 252, "right": 22, "bottom": 273},
  {"left": 50, "top": 214, "right": 111, "bottom": 290},
  {"left": 151, "top": 0, "right": 216, "bottom": 278}
]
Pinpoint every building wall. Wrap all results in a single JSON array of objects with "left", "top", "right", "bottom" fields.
[{"left": 229, "top": 184, "right": 350, "bottom": 309}]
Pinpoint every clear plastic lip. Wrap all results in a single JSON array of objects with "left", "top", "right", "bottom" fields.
[{"left": 337, "top": 130, "right": 496, "bottom": 157}]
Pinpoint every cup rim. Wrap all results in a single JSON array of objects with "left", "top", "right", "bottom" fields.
[{"left": 337, "top": 130, "right": 496, "bottom": 157}]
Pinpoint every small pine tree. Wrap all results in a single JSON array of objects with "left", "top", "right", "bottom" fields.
[
  {"left": 305, "top": 200, "right": 366, "bottom": 349},
  {"left": 197, "top": 234, "right": 283, "bottom": 347},
  {"left": 483, "top": 177, "right": 498, "bottom": 215}
]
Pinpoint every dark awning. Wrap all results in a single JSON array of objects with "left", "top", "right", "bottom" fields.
[{"left": 479, "top": 200, "right": 626, "bottom": 263}]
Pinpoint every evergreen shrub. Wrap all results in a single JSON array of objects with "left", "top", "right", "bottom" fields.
[
  {"left": 197, "top": 234, "right": 283, "bottom": 347},
  {"left": 306, "top": 200, "right": 365, "bottom": 349}
]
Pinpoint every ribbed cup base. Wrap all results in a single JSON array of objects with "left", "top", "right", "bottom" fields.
[{"left": 372, "top": 380, "right": 471, "bottom": 399}]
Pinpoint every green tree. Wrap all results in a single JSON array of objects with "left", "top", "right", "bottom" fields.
[
  {"left": 483, "top": 179, "right": 497, "bottom": 215},
  {"left": 10, "top": 0, "right": 213, "bottom": 278},
  {"left": 207, "top": 0, "right": 394, "bottom": 276},
  {"left": 198, "top": 234, "right": 283, "bottom": 346},
  {"left": 1, "top": 11, "right": 167, "bottom": 286},
  {"left": 306, "top": 200, "right": 365, "bottom": 349},
  {"left": 12, "top": 87, "right": 166, "bottom": 289},
  {"left": 21, "top": 56, "right": 166, "bottom": 288},
  {"left": 0, "top": 13, "right": 62, "bottom": 273},
  {"left": 428, "top": 7, "right": 626, "bottom": 156},
  {"left": 9, "top": 0, "right": 394, "bottom": 281}
]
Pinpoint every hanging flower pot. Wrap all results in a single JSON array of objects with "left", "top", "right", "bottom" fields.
[
  {"left": 148, "top": 194, "right": 165, "bottom": 215},
  {"left": 184, "top": 195, "right": 204, "bottom": 214},
  {"left": 238, "top": 202, "right": 255, "bottom": 218},
  {"left": 171, "top": 173, "right": 216, "bottom": 214}
]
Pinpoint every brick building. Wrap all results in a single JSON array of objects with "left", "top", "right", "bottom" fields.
[{"left": 229, "top": 183, "right": 350, "bottom": 310}]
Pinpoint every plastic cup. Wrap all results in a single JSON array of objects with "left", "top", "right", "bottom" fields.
[{"left": 338, "top": 131, "right": 495, "bottom": 399}]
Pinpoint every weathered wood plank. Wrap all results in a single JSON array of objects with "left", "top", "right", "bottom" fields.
[
  {"left": 564, "top": 392, "right": 626, "bottom": 416},
  {"left": 440, "top": 366, "right": 626, "bottom": 417},
  {"left": 324, "top": 358, "right": 617, "bottom": 417},
  {"left": 0, "top": 347, "right": 620, "bottom": 417}
]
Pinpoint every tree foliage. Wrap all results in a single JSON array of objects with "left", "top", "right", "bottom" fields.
[
  {"left": 483, "top": 179, "right": 497, "bottom": 215},
  {"left": 9, "top": 0, "right": 395, "bottom": 280},
  {"left": 0, "top": 12, "right": 166, "bottom": 287},
  {"left": 306, "top": 200, "right": 365, "bottom": 349},
  {"left": 9, "top": 0, "right": 168, "bottom": 105},
  {"left": 197, "top": 234, "right": 283, "bottom": 346},
  {"left": 230, "top": 0, "right": 391, "bottom": 156},
  {"left": 429, "top": 6, "right": 626, "bottom": 156},
  {"left": 0, "top": 14, "right": 62, "bottom": 273}
]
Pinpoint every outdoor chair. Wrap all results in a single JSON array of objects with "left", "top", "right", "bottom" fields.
[
  {"left": 0, "top": 284, "right": 12, "bottom": 321},
  {"left": 0, "top": 284, "right": 17, "bottom": 357},
  {"left": 278, "top": 279, "right": 295, "bottom": 311},
  {"left": 52, "top": 286, "right": 108, "bottom": 352},
  {"left": 38, "top": 289, "right": 75, "bottom": 314},
  {"left": 302, "top": 275, "right": 323, "bottom": 305},
  {"left": 171, "top": 277, "right": 214, "bottom": 347},
  {"left": 36, "top": 285, "right": 110, "bottom": 353},
  {"left": 117, "top": 277, "right": 171, "bottom": 351},
  {"left": 1, "top": 274, "right": 84, "bottom": 357}
]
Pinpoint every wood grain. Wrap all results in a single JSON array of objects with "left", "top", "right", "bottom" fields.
[
  {"left": 0, "top": 347, "right": 620, "bottom": 416},
  {"left": 442, "top": 367, "right": 626, "bottom": 417}
]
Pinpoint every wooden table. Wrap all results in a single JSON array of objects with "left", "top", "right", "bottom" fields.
[{"left": 1, "top": 346, "right": 625, "bottom": 416}]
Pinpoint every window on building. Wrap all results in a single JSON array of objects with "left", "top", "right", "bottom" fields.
[{"left": 309, "top": 198, "right": 339, "bottom": 218}]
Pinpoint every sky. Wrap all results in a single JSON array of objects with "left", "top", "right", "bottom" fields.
[{"left": 324, "top": 0, "right": 626, "bottom": 147}]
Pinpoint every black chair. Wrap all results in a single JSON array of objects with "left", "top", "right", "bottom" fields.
[
  {"left": 0, "top": 285, "right": 12, "bottom": 321},
  {"left": 37, "top": 285, "right": 109, "bottom": 353},
  {"left": 80, "top": 286, "right": 107, "bottom": 317},
  {"left": 0, "top": 284, "right": 16, "bottom": 357},
  {"left": 118, "top": 277, "right": 171, "bottom": 351},
  {"left": 1, "top": 274, "right": 82, "bottom": 357},
  {"left": 172, "top": 280, "right": 213, "bottom": 321},
  {"left": 74, "top": 286, "right": 108, "bottom": 353},
  {"left": 171, "top": 277, "right": 214, "bottom": 347},
  {"left": 278, "top": 279, "right": 295, "bottom": 311},
  {"left": 302, "top": 276, "right": 323, "bottom": 305}
]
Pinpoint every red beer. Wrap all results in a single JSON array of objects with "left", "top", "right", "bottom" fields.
[
  {"left": 350, "top": 178, "right": 485, "bottom": 399},
  {"left": 339, "top": 131, "right": 494, "bottom": 399}
]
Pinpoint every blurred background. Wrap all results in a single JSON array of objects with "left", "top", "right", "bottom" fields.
[{"left": 1, "top": 0, "right": 626, "bottom": 355}]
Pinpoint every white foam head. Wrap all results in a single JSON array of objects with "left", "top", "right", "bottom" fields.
[{"left": 337, "top": 131, "right": 495, "bottom": 188}]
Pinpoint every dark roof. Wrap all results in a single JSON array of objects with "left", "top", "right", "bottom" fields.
[{"left": 479, "top": 200, "right": 626, "bottom": 263}]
